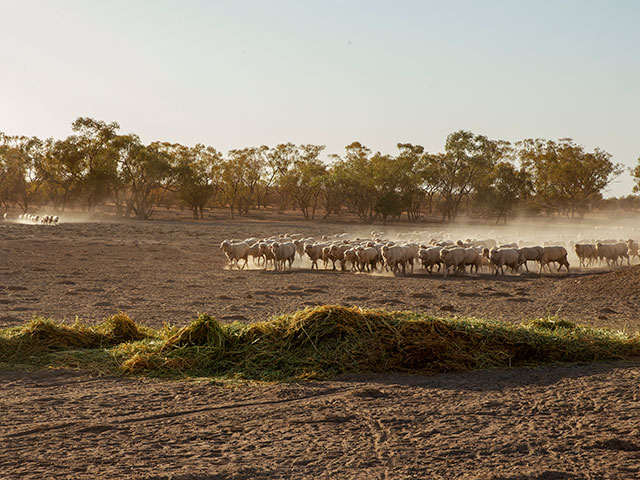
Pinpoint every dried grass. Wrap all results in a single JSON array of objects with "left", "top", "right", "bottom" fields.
[{"left": 2, "top": 306, "right": 640, "bottom": 381}]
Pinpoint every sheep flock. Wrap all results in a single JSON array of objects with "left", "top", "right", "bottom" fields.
[
  {"left": 220, "top": 230, "right": 640, "bottom": 277},
  {"left": 2, "top": 213, "right": 59, "bottom": 225}
]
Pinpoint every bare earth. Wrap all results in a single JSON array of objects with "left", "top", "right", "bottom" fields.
[{"left": 1, "top": 218, "right": 640, "bottom": 479}]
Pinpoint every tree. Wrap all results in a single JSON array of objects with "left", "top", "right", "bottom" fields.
[
  {"left": 69, "top": 117, "right": 120, "bottom": 211},
  {"left": 114, "top": 136, "right": 173, "bottom": 219},
  {"left": 519, "top": 138, "right": 623, "bottom": 217},
  {"left": 216, "top": 147, "right": 266, "bottom": 216},
  {"left": 474, "top": 162, "right": 532, "bottom": 223},
  {"left": 331, "top": 142, "right": 380, "bottom": 222},
  {"left": 433, "top": 131, "right": 509, "bottom": 221},
  {"left": 37, "top": 117, "right": 120, "bottom": 212},
  {"left": 0, "top": 133, "right": 46, "bottom": 212},
  {"left": 630, "top": 156, "right": 640, "bottom": 194},
  {"left": 278, "top": 145, "right": 327, "bottom": 220},
  {"left": 170, "top": 143, "right": 222, "bottom": 219},
  {"left": 265, "top": 143, "right": 298, "bottom": 211}
]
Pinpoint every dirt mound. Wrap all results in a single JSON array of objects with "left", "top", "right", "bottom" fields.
[
  {"left": 557, "top": 266, "right": 640, "bottom": 300},
  {"left": 553, "top": 267, "right": 640, "bottom": 327}
]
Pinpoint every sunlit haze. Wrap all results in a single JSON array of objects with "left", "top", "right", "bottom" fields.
[{"left": 1, "top": 0, "right": 639, "bottom": 196}]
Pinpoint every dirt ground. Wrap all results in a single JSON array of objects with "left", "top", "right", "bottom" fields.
[
  {"left": 2, "top": 217, "right": 640, "bottom": 479},
  {"left": 1, "top": 218, "right": 639, "bottom": 330}
]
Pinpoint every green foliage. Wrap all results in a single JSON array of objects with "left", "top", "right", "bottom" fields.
[
  {"left": 474, "top": 161, "right": 532, "bottom": 223},
  {"left": 518, "top": 138, "right": 623, "bottom": 218},
  {"left": 434, "top": 130, "right": 512, "bottom": 221},
  {"left": 0, "top": 118, "right": 629, "bottom": 223},
  {"left": 169, "top": 143, "right": 221, "bottom": 219}
]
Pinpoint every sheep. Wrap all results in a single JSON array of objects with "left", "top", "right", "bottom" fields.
[
  {"left": 540, "top": 246, "right": 570, "bottom": 273},
  {"left": 439, "top": 247, "right": 465, "bottom": 277},
  {"left": 400, "top": 243, "right": 419, "bottom": 273},
  {"left": 343, "top": 248, "right": 360, "bottom": 272},
  {"left": 329, "top": 244, "right": 351, "bottom": 271},
  {"left": 595, "top": 242, "right": 628, "bottom": 267},
  {"left": 472, "top": 238, "right": 497, "bottom": 249},
  {"left": 574, "top": 244, "right": 597, "bottom": 268},
  {"left": 304, "top": 243, "right": 327, "bottom": 269},
  {"left": 270, "top": 242, "right": 296, "bottom": 271},
  {"left": 462, "top": 247, "right": 483, "bottom": 274},
  {"left": 259, "top": 242, "right": 277, "bottom": 269},
  {"left": 246, "top": 242, "right": 263, "bottom": 266},
  {"left": 614, "top": 242, "right": 630, "bottom": 266},
  {"left": 293, "top": 239, "right": 305, "bottom": 260},
  {"left": 381, "top": 245, "right": 407, "bottom": 274},
  {"left": 418, "top": 246, "right": 442, "bottom": 274},
  {"left": 627, "top": 239, "right": 639, "bottom": 264},
  {"left": 319, "top": 246, "right": 332, "bottom": 269},
  {"left": 355, "top": 246, "right": 379, "bottom": 272},
  {"left": 220, "top": 240, "right": 250, "bottom": 269},
  {"left": 517, "top": 246, "right": 544, "bottom": 273},
  {"left": 490, "top": 248, "right": 521, "bottom": 275}
]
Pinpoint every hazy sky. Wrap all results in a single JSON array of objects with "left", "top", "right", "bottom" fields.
[{"left": 1, "top": 0, "right": 638, "bottom": 196}]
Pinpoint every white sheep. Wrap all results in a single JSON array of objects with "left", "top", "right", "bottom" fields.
[
  {"left": 270, "top": 242, "right": 296, "bottom": 271},
  {"left": 220, "top": 240, "right": 250, "bottom": 269},
  {"left": 418, "top": 246, "right": 442, "bottom": 274},
  {"left": 540, "top": 246, "right": 570, "bottom": 273},
  {"left": 490, "top": 248, "right": 521, "bottom": 275},
  {"left": 517, "top": 246, "right": 544, "bottom": 273},
  {"left": 304, "top": 242, "right": 327, "bottom": 270}
]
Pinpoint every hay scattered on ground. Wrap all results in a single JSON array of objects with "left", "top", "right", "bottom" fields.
[
  {"left": 0, "top": 313, "right": 152, "bottom": 364},
  {"left": 1, "top": 306, "right": 639, "bottom": 381}
]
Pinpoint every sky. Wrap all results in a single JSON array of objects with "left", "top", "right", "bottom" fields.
[{"left": 1, "top": 0, "right": 639, "bottom": 196}]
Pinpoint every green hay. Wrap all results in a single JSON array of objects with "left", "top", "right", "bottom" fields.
[
  {"left": 0, "top": 313, "right": 153, "bottom": 364},
  {"left": 2, "top": 306, "right": 640, "bottom": 381},
  {"left": 95, "top": 312, "right": 151, "bottom": 344}
]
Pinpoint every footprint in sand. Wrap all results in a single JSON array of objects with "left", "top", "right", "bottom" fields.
[
  {"left": 412, "top": 292, "right": 433, "bottom": 299},
  {"left": 488, "top": 291, "right": 512, "bottom": 297},
  {"left": 456, "top": 292, "right": 481, "bottom": 298},
  {"left": 344, "top": 296, "right": 369, "bottom": 301}
]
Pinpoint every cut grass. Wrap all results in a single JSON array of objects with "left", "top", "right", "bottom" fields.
[{"left": 1, "top": 306, "right": 639, "bottom": 381}]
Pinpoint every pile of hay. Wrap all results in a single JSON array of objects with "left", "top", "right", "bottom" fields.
[
  {"left": 3, "top": 306, "right": 640, "bottom": 381},
  {"left": 0, "top": 313, "right": 151, "bottom": 363},
  {"left": 124, "top": 306, "right": 640, "bottom": 380}
]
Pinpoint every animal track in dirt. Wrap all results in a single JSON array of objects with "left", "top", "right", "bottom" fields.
[
  {"left": 7, "top": 286, "right": 27, "bottom": 291},
  {"left": 411, "top": 292, "right": 433, "bottom": 299},
  {"left": 303, "top": 287, "right": 327, "bottom": 293}
]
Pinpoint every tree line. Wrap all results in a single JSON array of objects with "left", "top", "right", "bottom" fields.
[{"left": 0, "top": 117, "right": 632, "bottom": 223}]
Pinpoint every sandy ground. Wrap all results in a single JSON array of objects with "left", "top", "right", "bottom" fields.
[
  {"left": 1, "top": 219, "right": 638, "bottom": 330},
  {"left": 2, "top": 217, "right": 640, "bottom": 479}
]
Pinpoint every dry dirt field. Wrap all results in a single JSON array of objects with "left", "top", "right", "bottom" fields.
[{"left": 1, "top": 217, "right": 640, "bottom": 479}]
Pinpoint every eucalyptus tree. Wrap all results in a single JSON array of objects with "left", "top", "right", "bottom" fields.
[
  {"left": 112, "top": 135, "right": 173, "bottom": 219},
  {"left": 170, "top": 143, "right": 222, "bottom": 219},
  {"left": 434, "top": 130, "right": 510, "bottom": 221},
  {"left": 278, "top": 144, "right": 327, "bottom": 219},
  {"left": 0, "top": 133, "right": 47, "bottom": 212},
  {"left": 216, "top": 147, "right": 267, "bottom": 216},
  {"left": 518, "top": 138, "right": 622, "bottom": 217}
]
